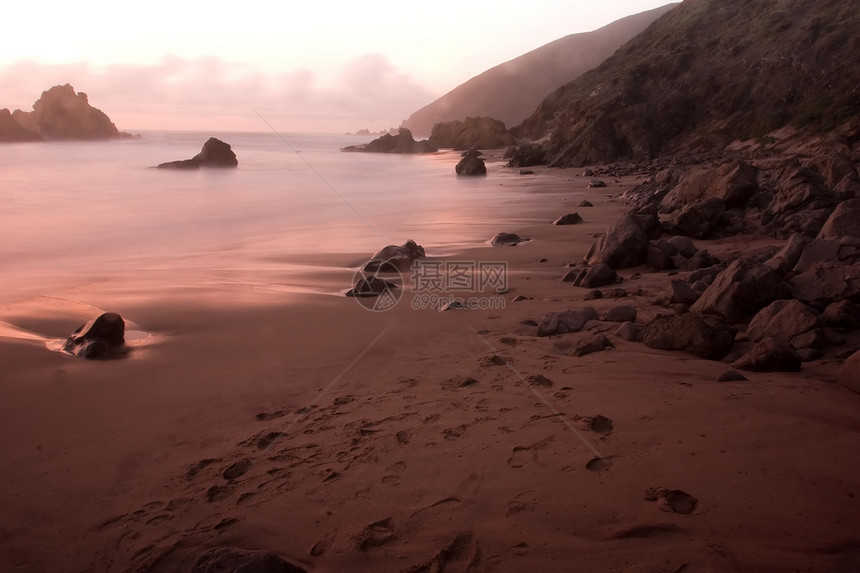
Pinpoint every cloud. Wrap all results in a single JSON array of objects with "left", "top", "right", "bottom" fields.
[{"left": 0, "top": 55, "right": 436, "bottom": 132}]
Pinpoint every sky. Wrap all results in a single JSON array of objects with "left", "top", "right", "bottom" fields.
[{"left": 0, "top": 1, "right": 674, "bottom": 133}]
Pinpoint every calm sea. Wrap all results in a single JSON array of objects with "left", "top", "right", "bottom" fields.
[{"left": 0, "top": 131, "right": 542, "bottom": 304}]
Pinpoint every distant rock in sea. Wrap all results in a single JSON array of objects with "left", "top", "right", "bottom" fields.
[
  {"left": 455, "top": 149, "right": 487, "bottom": 176},
  {"left": 157, "top": 137, "right": 239, "bottom": 169},
  {"left": 0, "top": 108, "right": 43, "bottom": 142},
  {"left": 11, "top": 84, "right": 131, "bottom": 140},
  {"left": 341, "top": 128, "right": 436, "bottom": 154}
]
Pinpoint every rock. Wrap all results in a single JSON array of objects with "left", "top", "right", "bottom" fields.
[
  {"left": 746, "top": 299, "right": 820, "bottom": 344},
  {"left": 667, "top": 197, "right": 726, "bottom": 239},
  {"left": 732, "top": 337, "right": 802, "bottom": 372},
  {"left": 11, "top": 84, "right": 121, "bottom": 140},
  {"left": 604, "top": 305, "right": 637, "bottom": 323},
  {"left": 642, "top": 312, "right": 737, "bottom": 360},
  {"left": 665, "top": 279, "right": 700, "bottom": 305},
  {"left": 793, "top": 239, "right": 842, "bottom": 273},
  {"left": 537, "top": 307, "right": 600, "bottom": 337},
  {"left": 614, "top": 321, "right": 643, "bottom": 342},
  {"left": 716, "top": 370, "right": 748, "bottom": 382},
  {"left": 194, "top": 137, "right": 238, "bottom": 167},
  {"left": 346, "top": 276, "right": 398, "bottom": 297},
  {"left": 191, "top": 547, "right": 307, "bottom": 573},
  {"left": 690, "top": 258, "right": 792, "bottom": 322},
  {"left": 764, "top": 233, "right": 809, "bottom": 275},
  {"left": 0, "top": 108, "right": 42, "bottom": 142},
  {"left": 822, "top": 300, "right": 860, "bottom": 329},
  {"left": 491, "top": 232, "right": 529, "bottom": 246},
  {"left": 364, "top": 240, "right": 425, "bottom": 272},
  {"left": 576, "top": 263, "right": 617, "bottom": 288},
  {"left": 583, "top": 289, "right": 602, "bottom": 300},
  {"left": 660, "top": 160, "right": 759, "bottom": 211},
  {"left": 578, "top": 200, "right": 594, "bottom": 207},
  {"left": 646, "top": 241, "right": 676, "bottom": 270},
  {"left": 603, "top": 288, "right": 629, "bottom": 298},
  {"left": 764, "top": 167, "right": 835, "bottom": 238},
  {"left": 790, "top": 328, "right": 826, "bottom": 350},
  {"left": 63, "top": 312, "right": 126, "bottom": 359},
  {"left": 789, "top": 261, "right": 860, "bottom": 303},
  {"left": 343, "top": 127, "right": 436, "bottom": 153},
  {"left": 158, "top": 137, "right": 238, "bottom": 169},
  {"left": 587, "top": 179, "right": 607, "bottom": 188},
  {"left": 817, "top": 198, "right": 860, "bottom": 240},
  {"left": 519, "top": 169, "right": 535, "bottom": 175},
  {"left": 682, "top": 249, "right": 720, "bottom": 271},
  {"left": 569, "top": 334, "right": 614, "bottom": 357},
  {"left": 505, "top": 144, "right": 545, "bottom": 167},
  {"left": 553, "top": 213, "right": 583, "bottom": 225},
  {"left": 561, "top": 268, "right": 584, "bottom": 283},
  {"left": 584, "top": 212, "right": 650, "bottom": 269},
  {"left": 837, "top": 350, "right": 860, "bottom": 394},
  {"left": 428, "top": 117, "right": 512, "bottom": 149},
  {"left": 455, "top": 149, "right": 487, "bottom": 176},
  {"left": 666, "top": 235, "right": 698, "bottom": 258}
]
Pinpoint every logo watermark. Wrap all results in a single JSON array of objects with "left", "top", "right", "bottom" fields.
[{"left": 350, "top": 259, "right": 508, "bottom": 312}]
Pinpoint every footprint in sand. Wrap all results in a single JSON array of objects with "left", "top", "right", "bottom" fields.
[
  {"left": 310, "top": 529, "right": 337, "bottom": 557},
  {"left": 443, "top": 425, "right": 467, "bottom": 440},
  {"left": 333, "top": 395, "right": 355, "bottom": 406},
  {"left": 585, "top": 456, "right": 614, "bottom": 472},
  {"left": 186, "top": 458, "right": 221, "bottom": 479},
  {"left": 354, "top": 517, "right": 396, "bottom": 550},
  {"left": 507, "top": 436, "right": 554, "bottom": 468},
  {"left": 645, "top": 488, "right": 698, "bottom": 514},
  {"left": 222, "top": 459, "right": 252, "bottom": 480},
  {"left": 582, "top": 415, "right": 614, "bottom": 435},
  {"left": 395, "top": 430, "right": 411, "bottom": 445},
  {"left": 206, "top": 484, "right": 235, "bottom": 502},
  {"left": 255, "top": 409, "right": 287, "bottom": 421}
]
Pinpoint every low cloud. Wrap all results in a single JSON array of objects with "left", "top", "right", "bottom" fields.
[{"left": 0, "top": 55, "right": 436, "bottom": 132}]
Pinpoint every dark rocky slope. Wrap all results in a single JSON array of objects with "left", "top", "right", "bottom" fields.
[{"left": 516, "top": 0, "right": 860, "bottom": 166}]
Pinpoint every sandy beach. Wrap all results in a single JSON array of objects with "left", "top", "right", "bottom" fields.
[{"left": 2, "top": 163, "right": 860, "bottom": 573}]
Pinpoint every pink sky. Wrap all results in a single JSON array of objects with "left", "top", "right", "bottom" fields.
[{"left": 0, "top": 1, "right": 674, "bottom": 133}]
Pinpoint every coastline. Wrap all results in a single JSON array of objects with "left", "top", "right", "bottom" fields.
[{"left": 1, "top": 158, "right": 859, "bottom": 572}]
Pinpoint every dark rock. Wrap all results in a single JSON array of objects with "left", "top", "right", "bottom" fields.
[
  {"left": 731, "top": 337, "right": 802, "bottom": 372},
  {"left": 642, "top": 312, "right": 737, "bottom": 360},
  {"left": 346, "top": 276, "right": 398, "bottom": 297},
  {"left": 587, "top": 179, "right": 607, "bottom": 188},
  {"left": 660, "top": 160, "right": 759, "bottom": 211},
  {"left": 646, "top": 241, "right": 676, "bottom": 270},
  {"left": 837, "top": 350, "right": 860, "bottom": 394},
  {"left": 584, "top": 212, "right": 650, "bottom": 269},
  {"left": 764, "top": 233, "right": 809, "bottom": 275},
  {"left": 158, "top": 137, "right": 238, "bottom": 169},
  {"left": 364, "top": 240, "right": 425, "bottom": 272},
  {"left": 578, "top": 200, "right": 594, "bottom": 207},
  {"left": 11, "top": 84, "right": 121, "bottom": 140},
  {"left": 194, "top": 137, "right": 238, "bottom": 167},
  {"left": 690, "top": 258, "right": 792, "bottom": 322},
  {"left": 505, "top": 144, "right": 545, "bottom": 167},
  {"left": 455, "top": 149, "right": 487, "bottom": 176},
  {"left": 583, "top": 289, "right": 603, "bottom": 300},
  {"left": 665, "top": 279, "right": 700, "bottom": 305},
  {"left": 603, "top": 288, "right": 629, "bottom": 298},
  {"left": 576, "top": 263, "right": 617, "bottom": 288},
  {"left": 569, "top": 334, "right": 614, "bottom": 357},
  {"left": 537, "top": 307, "right": 600, "bottom": 336},
  {"left": 764, "top": 167, "right": 836, "bottom": 238},
  {"left": 0, "top": 108, "right": 42, "bottom": 142},
  {"left": 491, "top": 232, "right": 529, "bottom": 246},
  {"left": 682, "top": 249, "right": 720, "bottom": 271},
  {"left": 63, "top": 312, "right": 126, "bottom": 359},
  {"left": 561, "top": 268, "right": 584, "bottom": 283},
  {"left": 747, "top": 299, "right": 819, "bottom": 344},
  {"left": 667, "top": 197, "right": 726, "bottom": 239},
  {"left": 716, "top": 370, "right": 747, "bottom": 382},
  {"left": 666, "top": 235, "right": 698, "bottom": 258},
  {"left": 519, "top": 169, "right": 535, "bottom": 175},
  {"left": 817, "top": 198, "right": 860, "bottom": 240},
  {"left": 614, "top": 321, "right": 643, "bottom": 342},
  {"left": 604, "top": 305, "right": 637, "bottom": 323},
  {"left": 191, "top": 547, "right": 307, "bottom": 573},
  {"left": 343, "top": 127, "right": 436, "bottom": 153},
  {"left": 790, "top": 328, "right": 826, "bottom": 350},
  {"left": 822, "top": 300, "right": 860, "bottom": 329},
  {"left": 553, "top": 213, "right": 583, "bottom": 225},
  {"left": 789, "top": 261, "right": 860, "bottom": 303},
  {"left": 428, "top": 117, "right": 512, "bottom": 149},
  {"left": 793, "top": 239, "right": 842, "bottom": 273}
]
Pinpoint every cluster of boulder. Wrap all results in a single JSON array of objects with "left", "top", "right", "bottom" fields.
[
  {"left": 341, "top": 128, "right": 436, "bottom": 154},
  {"left": 156, "top": 137, "right": 239, "bottom": 169},
  {"left": 541, "top": 140, "right": 860, "bottom": 388},
  {"left": 1, "top": 84, "right": 135, "bottom": 141}
]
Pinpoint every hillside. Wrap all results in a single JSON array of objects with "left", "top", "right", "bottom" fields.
[
  {"left": 516, "top": 0, "right": 860, "bottom": 166},
  {"left": 401, "top": 4, "right": 678, "bottom": 137}
]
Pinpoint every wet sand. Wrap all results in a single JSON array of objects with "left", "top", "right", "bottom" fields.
[{"left": 2, "top": 164, "right": 860, "bottom": 572}]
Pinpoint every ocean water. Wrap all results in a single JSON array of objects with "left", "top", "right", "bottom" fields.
[{"left": 0, "top": 131, "right": 541, "bottom": 304}]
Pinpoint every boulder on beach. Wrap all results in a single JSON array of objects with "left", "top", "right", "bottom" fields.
[
  {"left": 63, "top": 312, "right": 126, "bottom": 359},
  {"left": 157, "top": 137, "right": 238, "bottom": 169},
  {"left": 346, "top": 276, "right": 399, "bottom": 297},
  {"left": 364, "top": 240, "right": 425, "bottom": 272},
  {"left": 505, "top": 144, "right": 545, "bottom": 168},
  {"left": 666, "top": 197, "right": 726, "bottom": 239},
  {"left": 455, "top": 149, "right": 487, "bottom": 176},
  {"left": 584, "top": 212, "right": 651, "bottom": 269},
  {"left": 690, "top": 257, "right": 791, "bottom": 322},
  {"left": 553, "top": 213, "right": 583, "bottom": 225},
  {"left": 746, "top": 299, "right": 820, "bottom": 345},
  {"left": 731, "top": 337, "right": 802, "bottom": 372},
  {"left": 537, "top": 307, "right": 599, "bottom": 337},
  {"left": 491, "top": 232, "right": 529, "bottom": 246},
  {"left": 817, "top": 198, "right": 860, "bottom": 240},
  {"left": 642, "top": 312, "right": 737, "bottom": 360}
]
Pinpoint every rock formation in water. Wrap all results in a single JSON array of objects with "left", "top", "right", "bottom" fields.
[
  {"left": 157, "top": 138, "right": 239, "bottom": 169},
  {"left": 341, "top": 128, "right": 436, "bottom": 154},
  {"left": 11, "top": 84, "right": 125, "bottom": 140},
  {"left": 0, "top": 108, "right": 43, "bottom": 142},
  {"left": 455, "top": 149, "right": 487, "bottom": 176},
  {"left": 428, "top": 117, "right": 512, "bottom": 150}
]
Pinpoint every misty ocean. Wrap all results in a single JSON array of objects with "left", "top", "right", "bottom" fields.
[{"left": 0, "top": 131, "right": 542, "bottom": 304}]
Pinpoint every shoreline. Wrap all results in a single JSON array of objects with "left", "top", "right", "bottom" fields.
[{"left": 2, "top": 158, "right": 859, "bottom": 572}]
